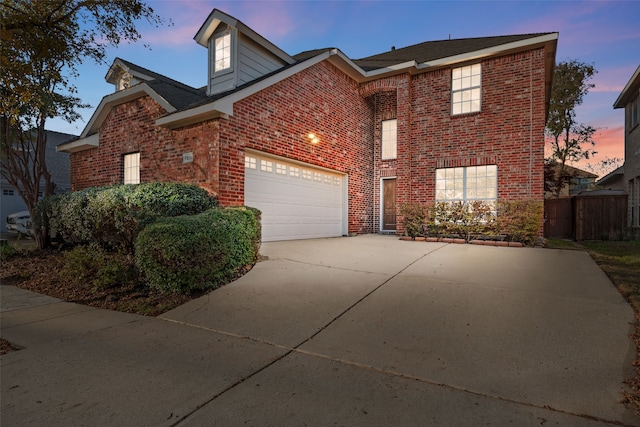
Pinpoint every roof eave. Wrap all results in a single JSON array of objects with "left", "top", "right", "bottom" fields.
[
  {"left": 80, "top": 84, "right": 176, "bottom": 138},
  {"left": 346, "top": 33, "right": 558, "bottom": 83},
  {"left": 155, "top": 100, "right": 232, "bottom": 129},
  {"left": 613, "top": 65, "right": 640, "bottom": 109},
  {"left": 596, "top": 165, "right": 625, "bottom": 185},
  {"left": 56, "top": 133, "right": 99, "bottom": 153}
]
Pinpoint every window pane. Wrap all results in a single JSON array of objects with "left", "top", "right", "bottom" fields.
[
  {"left": 244, "top": 156, "right": 257, "bottom": 169},
  {"left": 435, "top": 165, "right": 497, "bottom": 203},
  {"left": 214, "top": 33, "right": 231, "bottom": 72},
  {"left": 452, "top": 64, "right": 481, "bottom": 115},
  {"left": 381, "top": 119, "right": 397, "bottom": 160},
  {"left": 261, "top": 160, "right": 273, "bottom": 172},
  {"left": 124, "top": 153, "right": 140, "bottom": 185}
]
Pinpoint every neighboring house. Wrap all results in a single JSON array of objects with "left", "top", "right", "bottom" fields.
[
  {"left": 1, "top": 130, "right": 74, "bottom": 233},
  {"left": 608, "top": 64, "right": 640, "bottom": 233},
  {"left": 545, "top": 162, "right": 598, "bottom": 198},
  {"left": 58, "top": 9, "right": 558, "bottom": 242},
  {"left": 596, "top": 165, "right": 626, "bottom": 192}
]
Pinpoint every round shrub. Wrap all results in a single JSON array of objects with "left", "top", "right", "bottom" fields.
[
  {"left": 134, "top": 207, "right": 261, "bottom": 293},
  {"left": 39, "top": 182, "right": 218, "bottom": 251}
]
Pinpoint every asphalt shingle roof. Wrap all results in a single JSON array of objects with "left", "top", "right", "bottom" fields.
[
  {"left": 113, "top": 33, "right": 555, "bottom": 116},
  {"left": 353, "top": 33, "right": 554, "bottom": 71}
]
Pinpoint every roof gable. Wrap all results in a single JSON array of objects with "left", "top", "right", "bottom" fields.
[
  {"left": 194, "top": 9, "right": 294, "bottom": 65},
  {"left": 68, "top": 58, "right": 207, "bottom": 142}
]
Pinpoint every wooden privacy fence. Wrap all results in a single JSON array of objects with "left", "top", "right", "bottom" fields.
[
  {"left": 544, "top": 197, "right": 573, "bottom": 238},
  {"left": 544, "top": 194, "right": 628, "bottom": 241}
]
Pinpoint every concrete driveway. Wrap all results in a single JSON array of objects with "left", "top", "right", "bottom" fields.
[{"left": 1, "top": 235, "right": 638, "bottom": 426}]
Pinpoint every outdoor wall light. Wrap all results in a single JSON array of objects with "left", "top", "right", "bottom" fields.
[{"left": 307, "top": 132, "right": 319, "bottom": 144}]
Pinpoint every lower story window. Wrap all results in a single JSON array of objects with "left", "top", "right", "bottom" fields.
[
  {"left": 435, "top": 165, "right": 497, "bottom": 203},
  {"left": 631, "top": 178, "right": 640, "bottom": 227},
  {"left": 124, "top": 152, "right": 140, "bottom": 185}
]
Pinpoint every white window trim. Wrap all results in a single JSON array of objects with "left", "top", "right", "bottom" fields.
[
  {"left": 211, "top": 31, "right": 233, "bottom": 76},
  {"left": 452, "top": 64, "right": 482, "bottom": 115},
  {"left": 123, "top": 152, "right": 140, "bottom": 185},
  {"left": 381, "top": 119, "right": 397, "bottom": 160},
  {"left": 435, "top": 165, "right": 497, "bottom": 203}
]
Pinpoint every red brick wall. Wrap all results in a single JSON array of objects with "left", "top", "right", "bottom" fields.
[
  {"left": 366, "top": 90, "right": 398, "bottom": 231},
  {"left": 408, "top": 49, "right": 547, "bottom": 205},
  {"left": 70, "top": 97, "right": 220, "bottom": 195},
  {"left": 70, "top": 47, "right": 547, "bottom": 237},
  {"left": 359, "top": 48, "right": 547, "bottom": 234},
  {"left": 217, "top": 61, "right": 375, "bottom": 234}
]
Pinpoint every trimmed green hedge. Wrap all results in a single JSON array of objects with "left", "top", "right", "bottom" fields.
[
  {"left": 39, "top": 183, "right": 217, "bottom": 251},
  {"left": 400, "top": 199, "right": 543, "bottom": 245},
  {"left": 134, "top": 207, "right": 261, "bottom": 293}
]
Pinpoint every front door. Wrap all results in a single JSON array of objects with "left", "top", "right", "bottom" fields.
[{"left": 382, "top": 178, "right": 396, "bottom": 231}]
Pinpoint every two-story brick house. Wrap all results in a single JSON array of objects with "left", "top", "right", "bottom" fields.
[{"left": 58, "top": 9, "right": 558, "bottom": 241}]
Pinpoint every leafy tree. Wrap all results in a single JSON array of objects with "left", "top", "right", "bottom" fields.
[
  {"left": 545, "top": 60, "right": 597, "bottom": 197},
  {"left": 586, "top": 156, "right": 624, "bottom": 179},
  {"left": 0, "top": 0, "right": 164, "bottom": 249}
]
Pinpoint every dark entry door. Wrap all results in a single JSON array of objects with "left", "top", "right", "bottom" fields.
[{"left": 382, "top": 179, "right": 396, "bottom": 231}]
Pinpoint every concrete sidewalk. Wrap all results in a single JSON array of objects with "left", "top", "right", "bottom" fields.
[{"left": 1, "top": 235, "right": 638, "bottom": 426}]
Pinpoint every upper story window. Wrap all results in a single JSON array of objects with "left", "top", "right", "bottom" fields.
[
  {"left": 452, "top": 64, "right": 481, "bottom": 115},
  {"left": 381, "top": 119, "right": 397, "bottom": 160},
  {"left": 123, "top": 152, "right": 140, "bottom": 185},
  {"left": 213, "top": 32, "right": 232, "bottom": 73},
  {"left": 631, "top": 89, "right": 639, "bottom": 129},
  {"left": 116, "top": 72, "right": 131, "bottom": 91}
]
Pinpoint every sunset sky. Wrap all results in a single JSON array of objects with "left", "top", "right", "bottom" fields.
[{"left": 48, "top": 0, "right": 640, "bottom": 177}]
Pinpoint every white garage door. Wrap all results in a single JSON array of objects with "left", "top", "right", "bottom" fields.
[{"left": 244, "top": 152, "right": 346, "bottom": 242}]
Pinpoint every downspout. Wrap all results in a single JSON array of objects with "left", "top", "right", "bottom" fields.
[
  {"left": 529, "top": 52, "right": 534, "bottom": 198},
  {"left": 374, "top": 93, "right": 378, "bottom": 233},
  {"left": 408, "top": 72, "right": 413, "bottom": 206}
]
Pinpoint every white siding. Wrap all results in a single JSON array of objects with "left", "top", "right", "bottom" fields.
[
  {"left": 208, "top": 30, "right": 286, "bottom": 95},
  {"left": 238, "top": 36, "right": 284, "bottom": 86}
]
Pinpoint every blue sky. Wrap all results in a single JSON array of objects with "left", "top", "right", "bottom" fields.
[{"left": 48, "top": 0, "right": 640, "bottom": 173}]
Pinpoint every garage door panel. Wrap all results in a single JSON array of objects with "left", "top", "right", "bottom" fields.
[{"left": 244, "top": 153, "right": 345, "bottom": 242}]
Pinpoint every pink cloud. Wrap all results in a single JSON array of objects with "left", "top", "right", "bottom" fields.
[
  {"left": 138, "top": 1, "right": 307, "bottom": 49},
  {"left": 570, "top": 125, "right": 625, "bottom": 174},
  {"left": 592, "top": 65, "right": 639, "bottom": 93}
]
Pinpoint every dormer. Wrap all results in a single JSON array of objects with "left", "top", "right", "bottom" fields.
[
  {"left": 105, "top": 58, "right": 156, "bottom": 92},
  {"left": 194, "top": 9, "right": 296, "bottom": 96}
]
